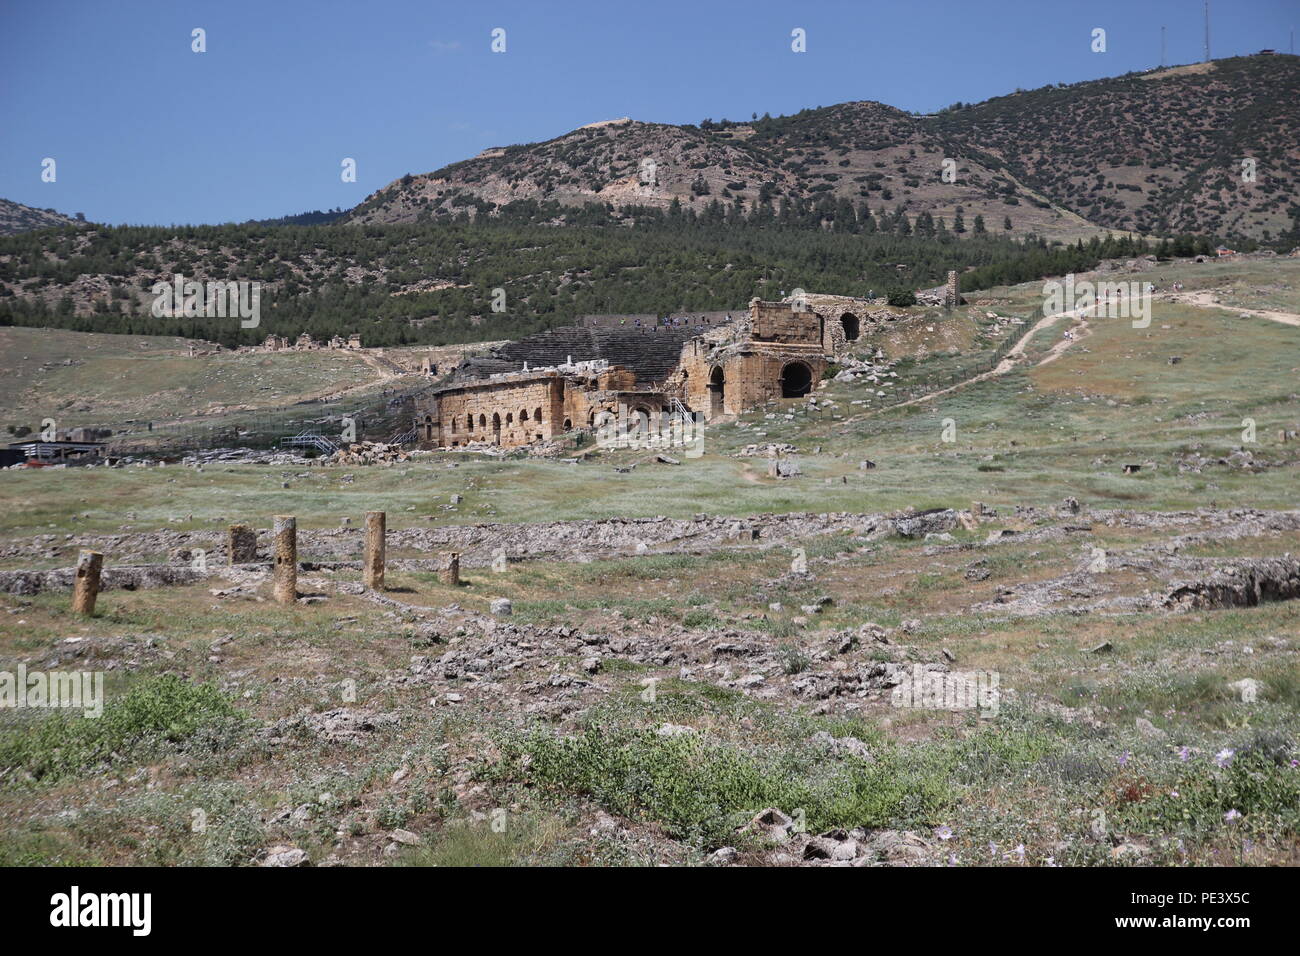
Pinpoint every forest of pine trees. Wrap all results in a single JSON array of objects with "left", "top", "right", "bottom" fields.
[{"left": 0, "top": 197, "right": 1224, "bottom": 349}]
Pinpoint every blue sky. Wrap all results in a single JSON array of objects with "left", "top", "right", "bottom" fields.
[{"left": 1, "top": 0, "right": 1295, "bottom": 225}]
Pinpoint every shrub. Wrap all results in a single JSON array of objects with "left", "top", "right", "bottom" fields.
[
  {"left": 0, "top": 675, "right": 244, "bottom": 783},
  {"left": 491, "top": 723, "right": 950, "bottom": 848}
]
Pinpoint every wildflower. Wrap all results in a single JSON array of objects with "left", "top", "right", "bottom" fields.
[
  {"left": 1177, "top": 746, "right": 1190, "bottom": 761},
  {"left": 1214, "top": 748, "right": 1235, "bottom": 768},
  {"left": 1224, "top": 809, "right": 1242, "bottom": 823},
  {"left": 1118, "top": 751, "right": 1130, "bottom": 766},
  {"left": 935, "top": 825, "right": 953, "bottom": 841}
]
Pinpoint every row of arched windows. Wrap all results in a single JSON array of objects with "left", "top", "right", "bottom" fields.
[{"left": 448, "top": 407, "right": 544, "bottom": 433}]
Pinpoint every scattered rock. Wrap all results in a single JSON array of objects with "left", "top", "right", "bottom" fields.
[{"left": 261, "top": 845, "right": 309, "bottom": 867}]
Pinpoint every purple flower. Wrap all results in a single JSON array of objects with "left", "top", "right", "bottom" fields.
[
  {"left": 1215, "top": 749, "right": 1235, "bottom": 768},
  {"left": 1118, "top": 751, "right": 1131, "bottom": 766},
  {"left": 1177, "top": 746, "right": 1190, "bottom": 761},
  {"left": 935, "top": 825, "right": 953, "bottom": 841},
  {"left": 1224, "top": 809, "right": 1242, "bottom": 823}
]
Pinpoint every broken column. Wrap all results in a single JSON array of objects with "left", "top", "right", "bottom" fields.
[
  {"left": 273, "top": 515, "right": 297, "bottom": 605},
  {"left": 439, "top": 552, "right": 460, "bottom": 586},
  {"left": 72, "top": 549, "right": 103, "bottom": 616},
  {"left": 945, "top": 270, "right": 959, "bottom": 309},
  {"left": 363, "top": 511, "right": 385, "bottom": 590},
  {"left": 970, "top": 501, "right": 984, "bottom": 522},
  {"left": 228, "top": 523, "right": 257, "bottom": 564}
]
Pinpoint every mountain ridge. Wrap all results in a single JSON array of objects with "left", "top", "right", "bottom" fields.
[
  {"left": 0, "top": 198, "right": 82, "bottom": 237},
  {"left": 347, "top": 55, "right": 1300, "bottom": 241}
]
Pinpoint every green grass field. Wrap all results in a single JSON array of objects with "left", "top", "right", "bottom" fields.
[{"left": 1, "top": 255, "right": 1297, "bottom": 867}]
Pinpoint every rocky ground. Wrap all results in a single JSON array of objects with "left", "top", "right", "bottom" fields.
[{"left": 2, "top": 499, "right": 1297, "bottom": 867}]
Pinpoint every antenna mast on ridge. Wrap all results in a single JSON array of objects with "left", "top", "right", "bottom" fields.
[{"left": 1204, "top": 1, "right": 1211, "bottom": 62}]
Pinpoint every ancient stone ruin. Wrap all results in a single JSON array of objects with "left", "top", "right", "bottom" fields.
[{"left": 414, "top": 292, "right": 884, "bottom": 448}]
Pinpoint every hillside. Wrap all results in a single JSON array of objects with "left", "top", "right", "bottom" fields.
[
  {"left": 932, "top": 55, "right": 1300, "bottom": 240},
  {"left": 0, "top": 198, "right": 82, "bottom": 236},
  {"left": 348, "top": 55, "right": 1300, "bottom": 242},
  {"left": 0, "top": 326, "right": 420, "bottom": 432},
  {"left": 1, "top": 218, "right": 1157, "bottom": 347}
]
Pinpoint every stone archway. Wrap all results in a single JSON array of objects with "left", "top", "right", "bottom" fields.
[
  {"left": 780, "top": 361, "right": 813, "bottom": 398},
  {"left": 707, "top": 366, "right": 725, "bottom": 418},
  {"left": 628, "top": 405, "right": 653, "bottom": 443},
  {"left": 840, "top": 312, "right": 860, "bottom": 341},
  {"left": 491, "top": 412, "right": 501, "bottom": 443}
]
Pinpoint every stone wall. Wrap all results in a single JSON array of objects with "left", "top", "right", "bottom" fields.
[
  {"left": 751, "top": 301, "right": 823, "bottom": 345},
  {"left": 789, "top": 292, "right": 895, "bottom": 353},
  {"left": 417, "top": 367, "right": 638, "bottom": 446},
  {"left": 672, "top": 301, "right": 828, "bottom": 418}
]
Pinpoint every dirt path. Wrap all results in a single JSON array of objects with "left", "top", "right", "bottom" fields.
[
  {"left": 841, "top": 284, "right": 1297, "bottom": 423},
  {"left": 836, "top": 291, "right": 1146, "bottom": 423},
  {"left": 1164, "top": 290, "right": 1300, "bottom": 328},
  {"left": 849, "top": 304, "right": 1093, "bottom": 417}
]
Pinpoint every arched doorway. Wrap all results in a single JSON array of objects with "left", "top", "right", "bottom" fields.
[
  {"left": 629, "top": 405, "right": 652, "bottom": 443},
  {"left": 780, "top": 361, "right": 813, "bottom": 398},
  {"left": 707, "top": 366, "right": 725, "bottom": 418},
  {"left": 491, "top": 412, "right": 501, "bottom": 443},
  {"left": 840, "top": 312, "right": 860, "bottom": 341}
]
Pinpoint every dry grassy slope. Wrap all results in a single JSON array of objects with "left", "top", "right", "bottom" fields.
[
  {"left": 348, "top": 55, "right": 1298, "bottom": 241},
  {"left": 0, "top": 326, "right": 409, "bottom": 430}
]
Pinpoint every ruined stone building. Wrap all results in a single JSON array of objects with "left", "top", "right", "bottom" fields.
[{"left": 414, "top": 293, "right": 894, "bottom": 448}]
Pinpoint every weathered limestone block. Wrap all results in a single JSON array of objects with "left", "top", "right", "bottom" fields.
[
  {"left": 364, "top": 511, "right": 385, "bottom": 590},
  {"left": 439, "top": 552, "right": 460, "bottom": 586},
  {"left": 72, "top": 549, "right": 102, "bottom": 615},
  {"left": 273, "top": 515, "right": 297, "bottom": 605},
  {"left": 228, "top": 523, "right": 257, "bottom": 564}
]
